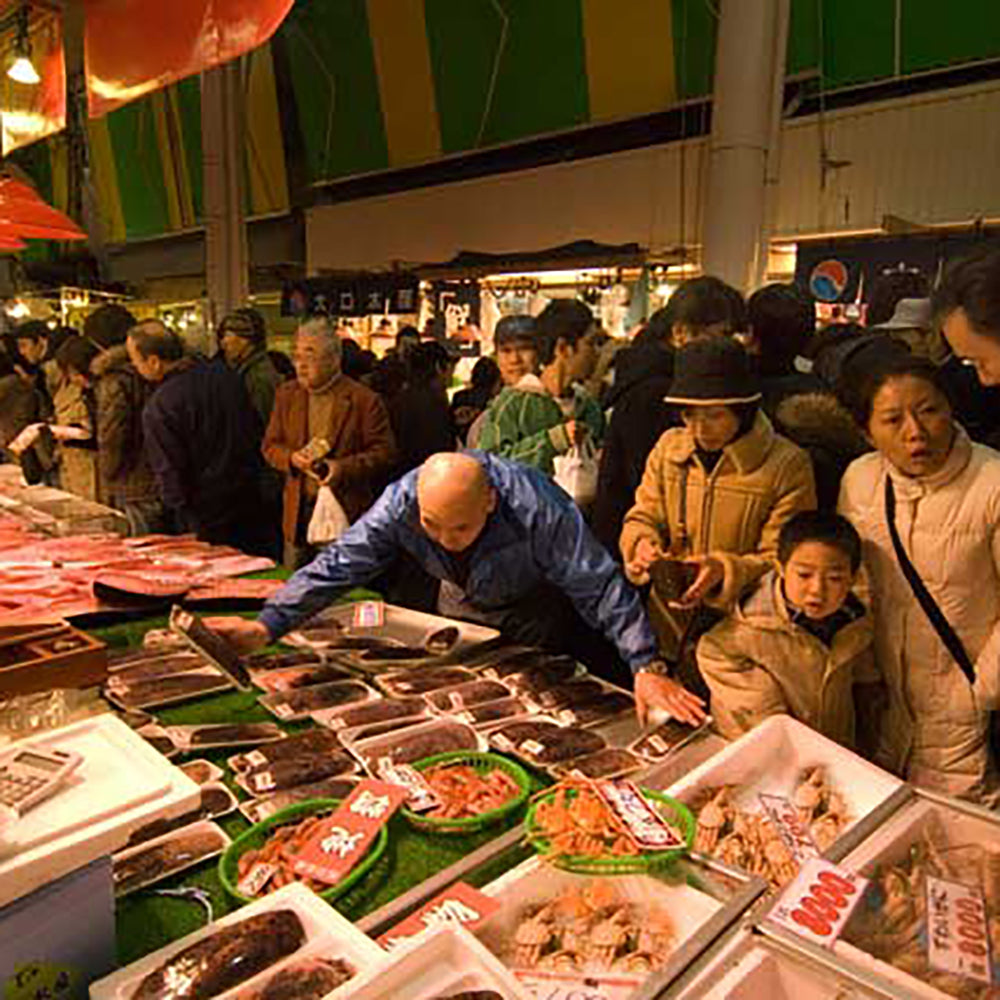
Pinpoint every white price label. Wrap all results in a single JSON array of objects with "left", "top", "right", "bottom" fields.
[
  {"left": 926, "top": 876, "right": 992, "bottom": 985},
  {"left": 769, "top": 857, "right": 868, "bottom": 948},
  {"left": 516, "top": 971, "right": 641, "bottom": 1000},
  {"left": 758, "top": 792, "right": 820, "bottom": 863}
]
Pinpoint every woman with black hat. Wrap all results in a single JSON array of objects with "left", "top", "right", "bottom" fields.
[{"left": 620, "top": 338, "right": 816, "bottom": 692}]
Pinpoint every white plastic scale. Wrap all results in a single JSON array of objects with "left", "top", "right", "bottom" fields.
[{"left": 0, "top": 714, "right": 200, "bottom": 910}]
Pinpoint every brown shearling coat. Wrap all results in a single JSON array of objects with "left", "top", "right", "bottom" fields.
[{"left": 263, "top": 376, "right": 397, "bottom": 543}]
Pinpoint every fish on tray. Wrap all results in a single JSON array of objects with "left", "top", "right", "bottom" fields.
[
  {"left": 264, "top": 680, "right": 372, "bottom": 716},
  {"left": 557, "top": 692, "right": 635, "bottom": 726},
  {"left": 106, "top": 670, "right": 230, "bottom": 708},
  {"left": 234, "top": 957, "right": 355, "bottom": 1000},
  {"left": 125, "top": 787, "right": 236, "bottom": 848},
  {"left": 534, "top": 678, "right": 608, "bottom": 709},
  {"left": 554, "top": 748, "right": 644, "bottom": 780},
  {"left": 247, "top": 650, "right": 328, "bottom": 671},
  {"left": 228, "top": 729, "right": 342, "bottom": 773},
  {"left": 241, "top": 778, "right": 359, "bottom": 823},
  {"left": 356, "top": 721, "right": 480, "bottom": 768},
  {"left": 183, "top": 723, "right": 284, "bottom": 748},
  {"left": 108, "top": 653, "right": 205, "bottom": 681},
  {"left": 252, "top": 662, "right": 355, "bottom": 693},
  {"left": 318, "top": 697, "right": 427, "bottom": 731},
  {"left": 341, "top": 717, "right": 428, "bottom": 743},
  {"left": 130, "top": 909, "right": 306, "bottom": 1000},
  {"left": 379, "top": 667, "right": 475, "bottom": 696},
  {"left": 487, "top": 651, "right": 578, "bottom": 679},
  {"left": 457, "top": 697, "right": 530, "bottom": 727},
  {"left": 423, "top": 625, "right": 460, "bottom": 655},
  {"left": 241, "top": 751, "right": 358, "bottom": 794},
  {"left": 114, "top": 826, "right": 228, "bottom": 895},
  {"left": 425, "top": 680, "right": 511, "bottom": 713}
]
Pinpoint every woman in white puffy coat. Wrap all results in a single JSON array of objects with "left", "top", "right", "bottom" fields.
[{"left": 839, "top": 355, "right": 1000, "bottom": 806}]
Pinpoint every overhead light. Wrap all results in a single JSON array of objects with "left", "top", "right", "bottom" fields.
[{"left": 7, "top": 7, "right": 38, "bottom": 85}]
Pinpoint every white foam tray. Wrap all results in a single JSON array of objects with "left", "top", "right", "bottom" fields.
[
  {"left": 0, "top": 713, "right": 200, "bottom": 908},
  {"left": 339, "top": 923, "right": 532, "bottom": 999},
  {"left": 671, "top": 929, "right": 889, "bottom": 999},
  {"left": 822, "top": 795, "right": 1000, "bottom": 1000},
  {"left": 663, "top": 715, "right": 904, "bottom": 851},
  {"left": 476, "top": 854, "right": 724, "bottom": 990},
  {"left": 90, "top": 882, "right": 386, "bottom": 1000}
]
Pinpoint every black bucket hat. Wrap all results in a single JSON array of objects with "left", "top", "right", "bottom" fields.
[{"left": 663, "top": 337, "right": 761, "bottom": 406}]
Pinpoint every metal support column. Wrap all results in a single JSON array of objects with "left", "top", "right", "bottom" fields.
[
  {"left": 701, "top": 0, "right": 789, "bottom": 293},
  {"left": 201, "top": 61, "right": 248, "bottom": 324}
]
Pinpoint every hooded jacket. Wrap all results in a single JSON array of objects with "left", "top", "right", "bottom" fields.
[
  {"left": 838, "top": 427, "right": 1000, "bottom": 805},
  {"left": 698, "top": 570, "right": 875, "bottom": 747},
  {"left": 91, "top": 345, "right": 159, "bottom": 506},
  {"left": 258, "top": 451, "right": 658, "bottom": 672},
  {"left": 592, "top": 341, "right": 675, "bottom": 553},
  {"left": 477, "top": 374, "right": 604, "bottom": 475},
  {"left": 235, "top": 348, "right": 284, "bottom": 428},
  {"left": 621, "top": 412, "right": 816, "bottom": 649}
]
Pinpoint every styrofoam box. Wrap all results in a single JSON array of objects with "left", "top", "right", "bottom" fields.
[
  {"left": 0, "top": 714, "right": 200, "bottom": 909},
  {"left": 475, "top": 855, "right": 724, "bottom": 983},
  {"left": 826, "top": 796, "right": 1000, "bottom": 1000},
  {"left": 660, "top": 715, "right": 904, "bottom": 846},
  {"left": 673, "top": 929, "right": 888, "bottom": 999},
  {"left": 89, "top": 882, "right": 386, "bottom": 1000},
  {"left": 340, "top": 923, "right": 533, "bottom": 1000}
]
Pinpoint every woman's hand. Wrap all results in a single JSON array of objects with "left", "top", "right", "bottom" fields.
[
  {"left": 672, "top": 555, "right": 724, "bottom": 608},
  {"left": 625, "top": 536, "right": 663, "bottom": 586},
  {"left": 635, "top": 670, "right": 708, "bottom": 726}
]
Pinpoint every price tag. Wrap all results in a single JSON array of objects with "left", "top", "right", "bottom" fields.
[
  {"left": 353, "top": 602, "right": 384, "bottom": 628},
  {"left": 292, "top": 779, "right": 407, "bottom": 885},
  {"left": 758, "top": 792, "right": 820, "bottom": 863},
  {"left": 926, "top": 876, "right": 993, "bottom": 984},
  {"left": 769, "top": 858, "right": 868, "bottom": 948},
  {"left": 377, "top": 882, "right": 501, "bottom": 949},
  {"left": 236, "top": 861, "right": 277, "bottom": 898},
  {"left": 515, "top": 971, "right": 641, "bottom": 1000},
  {"left": 375, "top": 759, "right": 440, "bottom": 813}
]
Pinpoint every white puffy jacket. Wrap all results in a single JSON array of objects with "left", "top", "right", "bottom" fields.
[{"left": 839, "top": 427, "right": 1000, "bottom": 805}]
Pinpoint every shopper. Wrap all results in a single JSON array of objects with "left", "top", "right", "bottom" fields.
[
  {"left": 478, "top": 300, "right": 602, "bottom": 475},
  {"left": 698, "top": 511, "right": 878, "bottom": 749},
  {"left": 451, "top": 356, "right": 501, "bottom": 445},
  {"left": 207, "top": 451, "right": 707, "bottom": 725},
  {"left": 13, "top": 320, "right": 53, "bottom": 415},
  {"left": 668, "top": 277, "right": 748, "bottom": 349},
  {"left": 621, "top": 338, "right": 816, "bottom": 691},
  {"left": 839, "top": 354, "right": 1000, "bottom": 805},
  {"left": 263, "top": 317, "right": 396, "bottom": 567},
  {"left": 127, "top": 319, "right": 265, "bottom": 551},
  {"left": 934, "top": 247, "right": 1000, "bottom": 386},
  {"left": 85, "top": 303, "right": 163, "bottom": 534},
  {"left": 217, "top": 308, "right": 283, "bottom": 427},
  {"left": 49, "top": 336, "right": 100, "bottom": 500},
  {"left": 388, "top": 340, "right": 456, "bottom": 475}
]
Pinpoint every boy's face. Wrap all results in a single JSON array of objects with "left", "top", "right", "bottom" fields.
[{"left": 782, "top": 541, "right": 854, "bottom": 620}]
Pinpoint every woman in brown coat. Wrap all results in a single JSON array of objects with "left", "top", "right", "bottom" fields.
[{"left": 621, "top": 339, "right": 816, "bottom": 687}]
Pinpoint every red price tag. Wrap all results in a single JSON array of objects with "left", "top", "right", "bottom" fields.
[
  {"left": 353, "top": 602, "right": 384, "bottom": 628},
  {"left": 769, "top": 858, "right": 868, "bottom": 947},
  {"left": 377, "top": 882, "right": 501, "bottom": 949},
  {"left": 291, "top": 779, "right": 407, "bottom": 885},
  {"left": 926, "top": 876, "right": 993, "bottom": 985}
]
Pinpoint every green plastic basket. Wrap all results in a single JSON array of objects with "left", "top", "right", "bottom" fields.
[
  {"left": 218, "top": 798, "right": 388, "bottom": 905},
  {"left": 400, "top": 750, "right": 532, "bottom": 834},
  {"left": 524, "top": 785, "right": 696, "bottom": 874}
]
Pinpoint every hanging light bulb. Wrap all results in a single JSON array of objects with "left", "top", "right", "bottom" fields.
[{"left": 7, "top": 7, "right": 38, "bottom": 85}]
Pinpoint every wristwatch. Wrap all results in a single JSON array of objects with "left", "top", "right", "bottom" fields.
[{"left": 635, "top": 659, "right": 673, "bottom": 678}]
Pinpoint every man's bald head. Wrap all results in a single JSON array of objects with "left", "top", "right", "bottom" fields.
[{"left": 417, "top": 453, "right": 496, "bottom": 552}]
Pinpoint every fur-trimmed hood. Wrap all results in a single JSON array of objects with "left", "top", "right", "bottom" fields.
[{"left": 775, "top": 391, "right": 869, "bottom": 460}]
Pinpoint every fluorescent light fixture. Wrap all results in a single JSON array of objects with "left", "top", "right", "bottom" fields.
[{"left": 8, "top": 55, "right": 38, "bottom": 85}]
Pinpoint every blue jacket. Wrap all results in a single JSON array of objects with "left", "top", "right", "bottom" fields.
[{"left": 258, "top": 452, "right": 658, "bottom": 672}]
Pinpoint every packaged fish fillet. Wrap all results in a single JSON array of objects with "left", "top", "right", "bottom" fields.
[
  {"left": 113, "top": 820, "right": 230, "bottom": 896},
  {"left": 228, "top": 729, "right": 342, "bottom": 773},
  {"left": 238, "top": 778, "right": 360, "bottom": 823},
  {"left": 166, "top": 722, "right": 285, "bottom": 751},
  {"left": 259, "top": 680, "right": 376, "bottom": 721}
]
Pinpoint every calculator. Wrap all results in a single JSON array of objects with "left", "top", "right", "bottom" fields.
[{"left": 0, "top": 746, "right": 83, "bottom": 814}]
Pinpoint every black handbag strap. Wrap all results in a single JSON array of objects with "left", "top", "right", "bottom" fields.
[{"left": 885, "top": 476, "right": 977, "bottom": 685}]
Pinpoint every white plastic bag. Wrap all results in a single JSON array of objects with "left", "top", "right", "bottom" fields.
[
  {"left": 553, "top": 439, "right": 599, "bottom": 506},
  {"left": 307, "top": 485, "right": 350, "bottom": 545}
]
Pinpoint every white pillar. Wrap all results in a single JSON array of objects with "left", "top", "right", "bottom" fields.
[
  {"left": 701, "top": 0, "right": 788, "bottom": 293},
  {"left": 201, "top": 61, "right": 248, "bottom": 323}
]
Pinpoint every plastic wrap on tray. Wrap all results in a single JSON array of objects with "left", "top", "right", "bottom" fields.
[
  {"left": 125, "top": 785, "right": 238, "bottom": 848},
  {"left": 178, "top": 759, "right": 223, "bottom": 785},
  {"left": 454, "top": 697, "right": 532, "bottom": 728},
  {"left": 556, "top": 691, "right": 635, "bottom": 727},
  {"left": 483, "top": 652, "right": 578, "bottom": 681},
  {"left": 167, "top": 722, "right": 285, "bottom": 751},
  {"left": 259, "top": 680, "right": 376, "bottom": 721},
  {"left": 631, "top": 719, "right": 707, "bottom": 762},
  {"left": 232, "top": 956, "right": 356, "bottom": 1000},
  {"left": 107, "top": 653, "right": 206, "bottom": 683},
  {"left": 228, "top": 729, "right": 343, "bottom": 773},
  {"left": 352, "top": 718, "right": 483, "bottom": 772},
  {"left": 377, "top": 667, "right": 476, "bottom": 697},
  {"left": 247, "top": 650, "right": 328, "bottom": 671},
  {"left": 425, "top": 679, "right": 512, "bottom": 713},
  {"left": 552, "top": 748, "right": 645, "bottom": 780},
  {"left": 338, "top": 716, "right": 430, "bottom": 746},
  {"left": 252, "top": 662, "right": 355, "bottom": 693},
  {"left": 104, "top": 668, "right": 233, "bottom": 709},
  {"left": 113, "top": 820, "right": 230, "bottom": 896},
  {"left": 488, "top": 718, "right": 607, "bottom": 767},
  {"left": 532, "top": 678, "right": 610, "bottom": 711},
  {"left": 237, "top": 751, "right": 360, "bottom": 795},
  {"left": 239, "top": 779, "right": 360, "bottom": 823},
  {"left": 313, "top": 697, "right": 429, "bottom": 732}
]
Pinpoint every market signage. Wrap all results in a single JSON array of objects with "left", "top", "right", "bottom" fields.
[
  {"left": 281, "top": 274, "right": 420, "bottom": 317},
  {"left": 925, "top": 876, "right": 992, "bottom": 984},
  {"left": 758, "top": 792, "right": 820, "bottom": 864},
  {"left": 377, "top": 881, "right": 500, "bottom": 949},
  {"left": 769, "top": 858, "right": 868, "bottom": 948}
]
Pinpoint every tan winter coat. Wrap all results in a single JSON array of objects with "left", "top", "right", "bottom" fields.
[
  {"left": 839, "top": 427, "right": 1000, "bottom": 806},
  {"left": 620, "top": 412, "right": 816, "bottom": 649},
  {"left": 698, "top": 570, "right": 875, "bottom": 748}
]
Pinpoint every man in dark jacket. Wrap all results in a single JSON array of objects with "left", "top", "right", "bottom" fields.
[
  {"left": 218, "top": 308, "right": 284, "bottom": 426},
  {"left": 127, "top": 319, "right": 265, "bottom": 551}
]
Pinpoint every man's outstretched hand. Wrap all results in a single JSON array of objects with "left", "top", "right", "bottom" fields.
[
  {"left": 634, "top": 670, "right": 708, "bottom": 727},
  {"left": 203, "top": 616, "right": 271, "bottom": 655}
]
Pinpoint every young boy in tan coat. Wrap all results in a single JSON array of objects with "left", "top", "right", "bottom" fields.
[{"left": 697, "top": 511, "right": 880, "bottom": 751}]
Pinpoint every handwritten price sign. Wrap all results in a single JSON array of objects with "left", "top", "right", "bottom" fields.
[
  {"left": 516, "top": 972, "right": 641, "bottom": 1000},
  {"left": 926, "top": 876, "right": 993, "bottom": 985},
  {"left": 769, "top": 857, "right": 868, "bottom": 948}
]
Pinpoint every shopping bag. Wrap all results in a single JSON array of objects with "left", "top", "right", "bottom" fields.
[
  {"left": 307, "top": 485, "right": 350, "bottom": 545},
  {"left": 553, "top": 439, "right": 599, "bottom": 506}
]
